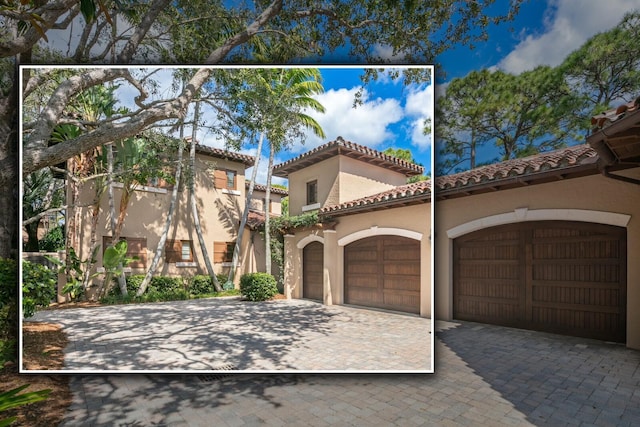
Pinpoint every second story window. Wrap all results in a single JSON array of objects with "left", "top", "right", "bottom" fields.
[
  {"left": 307, "top": 180, "right": 318, "bottom": 205},
  {"left": 226, "top": 170, "right": 236, "bottom": 190},
  {"left": 214, "top": 169, "right": 238, "bottom": 191}
]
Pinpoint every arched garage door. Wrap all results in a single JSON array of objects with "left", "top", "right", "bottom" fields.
[
  {"left": 344, "top": 235, "right": 420, "bottom": 314},
  {"left": 454, "top": 221, "right": 627, "bottom": 342},
  {"left": 303, "top": 241, "right": 323, "bottom": 300}
]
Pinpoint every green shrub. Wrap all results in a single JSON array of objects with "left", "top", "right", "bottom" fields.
[
  {"left": 239, "top": 273, "right": 278, "bottom": 302},
  {"left": 0, "top": 384, "right": 51, "bottom": 426},
  {"left": 38, "top": 225, "right": 65, "bottom": 252},
  {"left": 189, "top": 275, "right": 213, "bottom": 295},
  {"left": 151, "top": 276, "right": 184, "bottom": 293},
  {"left": 21, "top": 261, "right": 57, "bottom": 318},
  {"left": 0, "top": 258, "right": 17, "bottom": 341}
]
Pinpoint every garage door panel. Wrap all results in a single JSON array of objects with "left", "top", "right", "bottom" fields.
[
  {"left": 458, "top": 280, "right": 521, "bottom": 300},
  {"left": 454, "top": 221, "right": 626, "bottom": 342},
  {"left": 345, "top": 235, "right": 420, "bottom": 314},
  {"left": 384, "top": 263, "right": 420, "bottom": 276}
]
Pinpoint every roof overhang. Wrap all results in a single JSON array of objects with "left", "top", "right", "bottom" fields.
[
  {"left": 588, "top": 104, "right": 640, "bottom": 167},
  {"left": 273, "top": 138, "right": 424, "bottom": 177}
]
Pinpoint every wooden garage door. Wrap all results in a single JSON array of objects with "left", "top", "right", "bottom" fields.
[
  {"left": 345, "top": 236, "right": 420, "bottom": 314},
  {"left": 303, "top": 241, "right": 323, "bottom": 300},
  {"left": 454, "top": 221, "right": 627, "bottom": 342}
]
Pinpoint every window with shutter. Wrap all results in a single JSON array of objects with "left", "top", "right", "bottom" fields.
[
  {"left": 102, "top": 236, "right": 147, "bottom": 268},
  {"left": 214, "top": 241, "right": 236, "bottom": 263}
]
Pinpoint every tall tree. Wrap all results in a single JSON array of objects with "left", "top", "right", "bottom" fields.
[
  {"left": 262, "top": 68, "right": 326, "bottom": 275},
  {"left": 3, "top": 1, "right": 525, "bottom": 259},
  {"left": 436, "top": 66, "right": 582, "bottom": 171},
  {"left": 382, "top": 147, "right": 430, "bottom": 182},
  {"left": 561, "top": 10, "right": 640, "bottom": 126},
  {"left": 436, "top": 69, "right": 493, "bottom": 172},
  {"left": 21, "top": 169, "right": 64, "bottom": 251}
]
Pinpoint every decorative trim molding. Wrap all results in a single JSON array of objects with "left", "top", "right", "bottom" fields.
[
  {"left": 302, "top": 202, "right": 321, "bottom": 212},
  {"left": 338, "top": 226, "right": 423, "bottom": 246},
  {"left": 446, "top": 208, "right": 632, "bottom": 239},
  {"left": 297, "top": 234, "right": 324, "bottom": 249}
]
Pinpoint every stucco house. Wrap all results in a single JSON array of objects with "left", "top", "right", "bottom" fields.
[
  {"left": 67, "top": 143, "right": 285, "bottom": 299},
  {"left": 275, "top": 137, "right": 432, "bottom": 317},
  {"left": 433, "top": 98, "right": 640, "bottom": 349}
]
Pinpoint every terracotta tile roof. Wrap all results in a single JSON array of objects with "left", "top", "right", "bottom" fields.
[
  {"left": 246, "top": 182, "right": 289, "bottom": 196},
  {"left": 320, "top": 180, "right": 431, "bottom": 217},
  {"left": 246, "top": 210, "right": 266, "bottom": 230},
  {"left": 435, "top": 144, "right": 598, "bottom": 196},
  {"left": 195, "top": 144, "right": 255, "bottom": 166},
  {"left": 588, "top": 96, "right": 640, "bottom": 166},
  {"left": 273, "top": 136, "right": 424, "bottom": 177},
  {"left": 591, "top": 96, "right": 640, "bottom": 131},
  {"left": 246, "top": 209, "right": 282, "bottom": 229}
]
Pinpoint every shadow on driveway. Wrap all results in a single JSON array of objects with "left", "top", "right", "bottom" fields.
[{"left": 436, "top": 321, "right": 640, "bottom": 426}]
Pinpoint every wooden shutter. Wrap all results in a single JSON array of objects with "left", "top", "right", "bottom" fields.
[
  {"left": 126, "top": 237, "right": 147, "bottom": 268},
  {"left": 213, "top": 241, "right": 226, "bottom": 263},
  {"left": 213, "top": 170, "right": 227, "bottom": 189},
  {"left": 102, "top": 236, "right": 147, "bottom": 268},
  {"left": 165, "top": 239, "right": 183, "bottom": 263}
]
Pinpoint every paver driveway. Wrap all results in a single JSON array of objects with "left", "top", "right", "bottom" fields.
[
  {"left": 58, "top": 320, "right": 640, "bottom": 426},
  {"left": 26, "top": 298, "right": 432, "bottom": 371}
]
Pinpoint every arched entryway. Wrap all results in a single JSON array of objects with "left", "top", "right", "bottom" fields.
[
  {"left": 344, "top": 235, "right": 420, "bottom": 314},
  {"left": 302, "top": 241, "right": 323, "bottom": 301},
  {"left": 453, "top": 220, "right": 627, "bottom": 342}
]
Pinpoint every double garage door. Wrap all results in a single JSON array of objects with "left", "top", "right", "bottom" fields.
[{"left": 454, "top": 221, "right": 627, "bottom": 342}]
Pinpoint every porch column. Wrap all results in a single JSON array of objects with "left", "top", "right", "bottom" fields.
[
  {"left": 323, "top": 230, "right": 337, "bottom": 306},
  {"left": 283, "top": 234, "right": 299, "bottom": 299}
]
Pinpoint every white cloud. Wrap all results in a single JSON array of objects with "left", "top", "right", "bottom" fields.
[
  {"left": 296, "top": 87, "right": 404, "bottom": 152},
  {"left": 372, "top": 44, "right": 408, "bottom": 62},
  {"left": 498, "top": 0, "right": 640, "bottom": 74},
  {"left": 404, "top": 84, "right": 434, "bottom": 151}
]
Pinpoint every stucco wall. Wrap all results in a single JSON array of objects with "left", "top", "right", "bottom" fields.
[
  {"left": 288, "top": 155, "right": 411, "bottom": 216},
  {"left": 434, "top": 173, "right": 640, "bottom": 349},
  {"left": 284, "top": 203, "right": 432, "bottom": 317},
  {"left": 336, "top": 156, "right": 408, "bottom": 204},
  {"left": 73, "top": 153, "right": 256, "bottom": 290}
]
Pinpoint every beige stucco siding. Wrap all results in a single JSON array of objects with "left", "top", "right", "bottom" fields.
[
  {"left": 284, "top": 203, "right": 431, "bottom": 317},
  {"left": 336, "top": 156, "right": 408, "bottom": 204},
  {"left": 73, "top": 153, "right": 255, "bottom": 292},
  {"left": 434, "top": 173, "right": 640, "bottom": 349},
  {"left": 287, "top": 155, "right": 412, "bottom": 216},
  {"left": 287, "top": 156, "right": 340, "bottom": 216}
]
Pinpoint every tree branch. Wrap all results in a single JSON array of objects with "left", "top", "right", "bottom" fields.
[{"left": 205, "top": 0, "right": 283, "bottom": 64}]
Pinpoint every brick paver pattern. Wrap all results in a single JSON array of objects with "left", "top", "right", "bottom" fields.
[
  {"left": 57, "top": 321, "right": 640, "bottom": 426},
  {"left": 27, "top": 298, "right": 432, "bottom": 372}
]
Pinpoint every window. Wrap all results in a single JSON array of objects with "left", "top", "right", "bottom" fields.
[
  {"left": 166, "top": 239, "right": 193, "bottom": 263},
  {"left": 102, "top": 236, "right": 147, "bottom": 268},
  {"left": 214, "top": 241, "right": 236, "bottom": 263},
  {"left": 214, "top": 169, "right": 237, "bottom": 190},
  {"left": 306, "top": 180, "right": 318, "bottom": 205}
]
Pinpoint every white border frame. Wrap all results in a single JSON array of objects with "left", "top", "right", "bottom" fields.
[{"left": 19, "top": 64, "right": 435, "bottom": 375}]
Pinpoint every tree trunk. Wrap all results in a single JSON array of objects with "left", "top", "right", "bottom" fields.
[
  {"left": 105, "top": 142, "right": 128, "bottom": 297},
  {"left": 24, "top": 222, "right": 40, "bottom": 252},
  {"left": 138, "top": 122, "right": 185, "bottom": 296},
  {"left": 81, "top": 194, "right": 103, "bottom": 293},
  {"left": 470, "top": 128, "right": 476, "bottom": 170},
  {"left": 188, "top": 101, "right": 222, "bottom": 292},
  {"left": 229, "top": 132, "right": 264, "bottom": 284},
  {"left": 264, "top": 144, "right": 276, "bottom": 275},
  {"left": 0, "top": 71, "right": 17, "bottom": 259}
]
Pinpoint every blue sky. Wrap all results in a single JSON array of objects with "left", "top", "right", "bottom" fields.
[{"left": 86, "top": 1, "right": 640, "bottom": 185}]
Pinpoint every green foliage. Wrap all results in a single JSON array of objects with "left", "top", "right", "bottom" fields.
[
  {"left": 0, "top": 259, "right": 17, "bottom": 342},
  {"left": 270, "top": 211, "right": 320, "bottom": 234},
  {"left": 150, "top": 276, "right": 184, "bottom": 294},
  {"left": 188, "top": 275, "right": 213, "bottom": 295},
  {"left": 0, "top": 385, "right": 51, "bottom": 427},
  {"left": 436, "top": 66, "right": 581, "bottom": 173},
  {"left": 21, "top": 261, "right": 57, "bottom": 318},
  {"left": 0, "top": 339, "right": 16, "bottom": 368},
  {"left": 38, "top": 226, "right": 65, "bottom": 252},
  {"left": 239, "top": 273, "right": 278, "bottom": 302},
  {"left": 109, "top": 275, "right": 184, "bottom": 297},
  {"left": 47, "top": 247, "right": 90, "bottom": 302}
]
